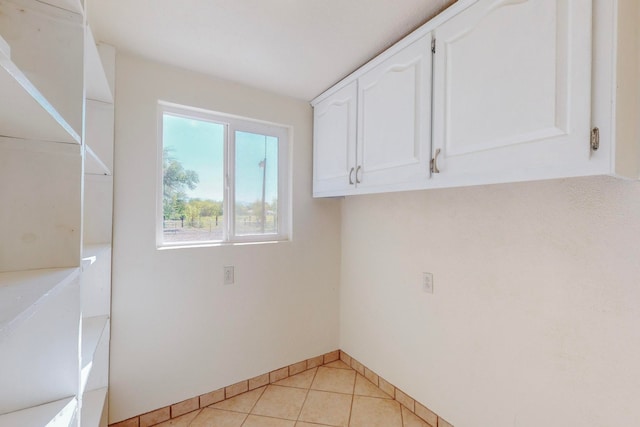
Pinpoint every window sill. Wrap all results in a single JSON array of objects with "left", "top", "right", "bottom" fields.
[{"left": 156, "top": 238, "right": 290, "bottom": 251}]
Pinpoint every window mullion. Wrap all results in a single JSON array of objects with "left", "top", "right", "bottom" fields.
[
  {"left": 226, "top": 123, "right": 235, "bottom": 242},
  {"left": 278, "top": 128, "right": 288, "bottom": 240}
]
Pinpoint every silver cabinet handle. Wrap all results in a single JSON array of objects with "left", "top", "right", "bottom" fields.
[
  {"left": 430, "top": 148, "right": 441, "bottom": 174},
  {"left": 349, "top": 167, "right": 355, "bottom": 185},
  {"left": 356, "top": 165, "right": 362, "bottom": 183}
]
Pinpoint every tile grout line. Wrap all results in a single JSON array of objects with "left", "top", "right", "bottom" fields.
[
  {"left": 184, "top": 409, "right": 199, "bottom": 427},
  {"left": 294, "top": 365, "right": 319, "bottom": 423},
  {"left": 239, "top": 385, "right": 267, "bottom": 427},
  {"left": 346, "top": 361, "right": 357, "bottom": 427},
  {"left": 243, "top": 413, "right": 299, "bottom": 425},
  {"left": 246, "top": 385, "right": 268, "bottom": 414}
]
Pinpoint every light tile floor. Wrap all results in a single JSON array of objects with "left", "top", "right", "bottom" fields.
[{"left": 154, "top": 360, "right": 432, "bottom": 427}]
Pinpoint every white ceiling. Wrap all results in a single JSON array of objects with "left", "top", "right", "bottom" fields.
[{"left": 87, "top": 0, "right": 454, "bottom": 101}]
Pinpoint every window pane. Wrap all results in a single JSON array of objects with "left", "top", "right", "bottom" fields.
[
  {"left": 235, "top": 131, "right": 278, "bottom": 236},
  {"left": 162, "top": 113, "right": 224, "bottom": 243}
]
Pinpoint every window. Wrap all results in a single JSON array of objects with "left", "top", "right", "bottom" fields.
[{"left": 157, "top": 102, "right": 290, "bottom": 247}]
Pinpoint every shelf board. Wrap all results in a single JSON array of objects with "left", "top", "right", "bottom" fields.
[
  {"left": 0, "top": 268, "right": 79, "bottom": 339},
  {"left": 81, "top": 256, "right": 96, "bottom": 271},
  {"left": 81, "top": 244, "right": 111, "bottom": 271},
  {"left": 0, "top": 396, "right": 77, "bottom": 427},
  {"left": 82, "top": 242, "right": 111, "bottom": 256},
  {"left": 0, "top": 35, "right": 81, "bottom": 144},
  {"left": 0, "top": 36, "right": 9, "bottom": 59},
  {"left": 85, "top": 28, "right": 113, "bottom": 104},
  {"left": 85, "top": 99, "right": 114, "bottom": 174},
  {"left": 81, "top": 387, "right": 107, "bottom": 427},
  {"left": 81, "top": 316, "right": 109, "bottom": 393},
  {"left": 85, "top": 145, "right": 112, "bottom": 176},
  {"left": 42, "top": 0, "right": 83, "bottom": 14},
  {"left": 82, "top": 244, "right": 111, "bottom": 257}
]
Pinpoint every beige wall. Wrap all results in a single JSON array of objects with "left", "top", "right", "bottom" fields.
[
  {"left": 110, "top": 54, "right": 341, "bottom": 422},
  {"left": 340, "top": 176, "right": 640, "bottom": 426}
]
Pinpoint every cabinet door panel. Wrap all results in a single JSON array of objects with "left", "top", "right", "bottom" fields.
[
  {"left": 313, "top": 81, "right": 357, "bottom": 196},
  {"left": 357, "top": 34, "right": 432, "bottom": 191},
  {"left": 432, "top": 0, "right": 592, "bottom": 186}
]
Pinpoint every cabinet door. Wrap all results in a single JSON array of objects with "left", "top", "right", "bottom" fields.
[
  {"left": 431, "top": 0, "right": 592, "bottom": 187},
  {"left": 357, "top": 34, "right": 432, "bottom": 192},
  {"left": 313, "top": 81, "right": 358, "bottom": 197}
]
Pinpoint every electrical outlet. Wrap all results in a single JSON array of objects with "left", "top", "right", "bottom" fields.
[
  {"left": 224, "top": 266, "right": 234, "bottom": 285},
  {"left": 422, "top": 272, "right": 434, "bottom": 294}
]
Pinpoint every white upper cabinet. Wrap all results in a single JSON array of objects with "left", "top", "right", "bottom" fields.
[
  {"left": 313, "top": 34, "right": 432, "bottom": 197},
  {"left": 430, "top": 0, "right": 593, "bottom": 187},
  {"left": 312, "top": 0, "right": 639, "bottom": 197},
  {"left": 357, "top": 34, "right": 432, "bottom": 192},
  {"left": 313, "top": 81, "right": 357, "bottom": 197}
]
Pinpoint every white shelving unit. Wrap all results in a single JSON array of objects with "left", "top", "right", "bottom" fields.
[
  {"left": 80, "top": 27, "right": 115, "bottom": 427},
  {"left": 0, "top": 0, "right": 115, "bottom": 425}
]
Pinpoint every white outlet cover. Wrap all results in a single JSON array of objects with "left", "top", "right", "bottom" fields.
[
  {"left": 422, "top": 272, "right": 434, "bottom": 294},
  {"left": 224, "top": 266, "right": 234, "bottom": 285}
]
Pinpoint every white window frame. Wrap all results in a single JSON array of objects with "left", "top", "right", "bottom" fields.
[{"left": 156, "top": 101, "right": 291, "bottom": 248}]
